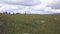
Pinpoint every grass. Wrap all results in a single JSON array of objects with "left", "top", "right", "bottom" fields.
[{"left": 0, "top": 14, "right": 60, "bottom": 34}]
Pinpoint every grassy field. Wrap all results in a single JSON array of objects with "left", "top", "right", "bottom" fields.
[{"left": 0, "top": 14, "right": 60, "bottom": 34}]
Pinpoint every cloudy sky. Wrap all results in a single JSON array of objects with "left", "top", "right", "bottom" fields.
[{"left": 0, "top": 0, "right": 60, "bottom": 14}]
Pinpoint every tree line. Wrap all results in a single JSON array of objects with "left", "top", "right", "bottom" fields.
[{"left": 0, "top": 12, "right": 27, "bottom": 15}]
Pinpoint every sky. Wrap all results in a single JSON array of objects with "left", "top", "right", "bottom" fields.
[{"left": 0, "top": 0, "right": 60, "bottom": 14}]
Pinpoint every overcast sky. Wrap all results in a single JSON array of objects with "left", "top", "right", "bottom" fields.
[{"left": 0, "top": 0, "right": 60, "bottom": 14}]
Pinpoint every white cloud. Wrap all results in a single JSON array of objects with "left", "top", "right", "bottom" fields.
[
  {"left": 48, "top": 0, "right": 60, "bottom": 9},
  {"left": 32, "top": 4, "right": 46, "bottom": 11},
  {"left": 0, "top": 0, "right": 60, "bottom": 14},
  {"left": 0, "top": 0, "right": 40, "bottom": 6}
]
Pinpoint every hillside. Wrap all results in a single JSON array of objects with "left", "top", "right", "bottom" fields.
[{"left": 0, "top": 14, "right": 60, "bottom": 34}]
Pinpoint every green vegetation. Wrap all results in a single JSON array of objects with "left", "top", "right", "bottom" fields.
[{"left": 0, "top": 14, "right": 60, "bottom": 34}]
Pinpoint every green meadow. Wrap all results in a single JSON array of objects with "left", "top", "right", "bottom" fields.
[{"left": 0, "top": 14, "right": 60, "bottom": 34}]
